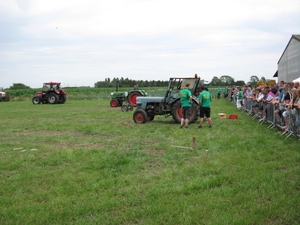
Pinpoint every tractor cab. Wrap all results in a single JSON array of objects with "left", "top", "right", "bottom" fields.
[{"left": 164, "top": 77, "right": 201, "bottom": 105}]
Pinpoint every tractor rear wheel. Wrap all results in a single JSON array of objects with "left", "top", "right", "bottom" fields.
[
  {"left": 191, "top": 102, "right": 199, "bottom": 122},
  {"left": 133, "top": 109, "right": 147, "bottom": 123},
  {"left": 48, "top": 93, "right": 58, "bottom": 104},
  {"left": 127, "top": 91, "right": 142, "bottom": 107},
  {"left": 32, "top": 96, "right": 41, "bottom": 104},
  {"left": 110, "top": 99, "right": 119, "bottom": 107},
  {"left": 171, "top": 101, "right": 198, "bottom": 123}
]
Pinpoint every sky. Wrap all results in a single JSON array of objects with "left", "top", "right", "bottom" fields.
[{"left": 0, "top": 0, "right": 299, "bottom": 89}]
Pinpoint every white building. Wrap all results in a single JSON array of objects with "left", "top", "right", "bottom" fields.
[{"left": 276, "top": 34, "right": 300, "bottom": 82}]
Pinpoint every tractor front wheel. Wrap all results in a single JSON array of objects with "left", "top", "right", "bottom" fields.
[
  {"left": 133, "top": 109, "right": 147, "bottom": 123},
  {"left": 32, "top": 96, "right": 41, "bottom": 104},
  {"left": 110, "top": 99, "right": 119, "bottom": 107}
]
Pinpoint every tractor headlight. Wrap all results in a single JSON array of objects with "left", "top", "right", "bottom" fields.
[
  {"left": 110, "top": 92, "right": 114, "bottom": 96},
  {"left": 125, "top": 92, "right": 128, "bottom": 97}
]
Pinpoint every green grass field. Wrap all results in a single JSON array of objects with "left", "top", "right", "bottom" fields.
[{"left": 0, "top": 99, "right": 299, "bottom": 224}]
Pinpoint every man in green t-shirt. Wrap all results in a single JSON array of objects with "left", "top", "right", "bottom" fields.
[
  {"left": 179, "top": 83, "right": 192, "bottom": 128},
  {"left": 223, "top": 87, "right": 229, "bottom": 99},
  {"left": 198, "top": 86, "right": 212, "bottom": 128},
  {"left": 217, "top": 87, "right": 221, "bottom": 99},
  {"left": 236, "top": 86, "right": 243, "bottom": 110}
]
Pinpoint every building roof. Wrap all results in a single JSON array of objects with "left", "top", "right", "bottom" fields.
[{"left": 277, "top": 34, "right": 300, "bottom": 64}]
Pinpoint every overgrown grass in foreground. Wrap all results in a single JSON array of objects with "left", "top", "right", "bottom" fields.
[{"left": 0, "top": 99, "right": 299, "bottom": 224}]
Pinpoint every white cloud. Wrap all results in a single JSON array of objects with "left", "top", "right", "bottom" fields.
[{"left": 0, "top": 0, "right": 299, "bottom": 88}]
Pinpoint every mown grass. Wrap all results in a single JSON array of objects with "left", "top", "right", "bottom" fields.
[
  {"left": 6, "top": 87, "right": 168, "bottom": 101},
  {"left": 7, "top": 86, "right": 221, "bottom": 101},
  {"left": 0, "top": 99, "right": 299, "bottom": 225}
]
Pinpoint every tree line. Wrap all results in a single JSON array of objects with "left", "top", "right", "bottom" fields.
[
  {"left": 94, "top": 77, "right": 170, "bottom": 88},
  {"left": 209, "top": 75, "right": 271, "bottom": 87},
  {"left": 6, "top": 75, "right": 270, "bottom": 90},
  {"left": 93, "top": 75, "right": 269, "bottom": 88}
]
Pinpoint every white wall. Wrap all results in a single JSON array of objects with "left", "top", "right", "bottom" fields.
[{"left": 278, "top": 37, "right": 300, "bottom": 82}]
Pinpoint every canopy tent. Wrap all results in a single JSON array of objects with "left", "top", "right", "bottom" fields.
[{"left": 292, "top": 77, "right": 300, "bottom": 83}]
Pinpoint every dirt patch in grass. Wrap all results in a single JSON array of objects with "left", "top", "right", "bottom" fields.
[
  {"left": 144, "top": 149, "right": 166, "bottom": 156},
  {"left": 54, "top": 142, "right": 105, "bottom": 150},
  {"left": 4, "top": 130, "right": 118, "bottom": 150},
  {"left": 15, "top": 130, "right": 73, "bottom": 137}
]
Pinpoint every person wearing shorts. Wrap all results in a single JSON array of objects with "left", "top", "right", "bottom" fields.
[
  {"left": 180, "top": 83, "right": 192, "bottom": 128},
  {"left": 198, "top": 86, "right": 212, "bottom": 128}
]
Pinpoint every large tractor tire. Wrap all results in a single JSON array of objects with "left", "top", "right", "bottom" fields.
[
  {"left": 32, "top": 96, "right": 41, "bottom": 104},
  {"left": 48, "top": 93, "right": 58, "bottom": 104},
  {"left": 110, "top": 99, "right": 119, "bottom": 107},
  {"left": 171, "top": 101, "right": 198, "bottom": 123},
  {"left": 133, "top": 109, "right": 148, "bottom": 124},
  {"left": 60, "top": 95, "right": 67, "bottom": 104},
  {"left": 127, "top": 91, "right": 142, "bottom": 107}
]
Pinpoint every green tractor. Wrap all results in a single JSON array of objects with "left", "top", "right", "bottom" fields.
[{"left": 110, "top": 89, "right": 147, "bottom": 111}]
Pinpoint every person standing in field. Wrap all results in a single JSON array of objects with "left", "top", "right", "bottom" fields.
[
  {"left": 223, "top": 87, "right": 229, "bottom": 99},
  {"left": 198, "top": 86, "right": 212, "bottom": 128},
  {"left": 217, "top": 87, "right": 221, "bottom": 99},
  {"left": 236, "top": 86, "right": 243, "bottom": 110},
  {"left": 179, "top": 83, "right": 192, "bottom": 129},
  {"left": 133, "top": 83, "right": 139, "bottom": 90}
]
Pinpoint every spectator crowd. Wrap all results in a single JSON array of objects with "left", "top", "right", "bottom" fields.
[{"left": 225, "top": 80, "right": 300, "bottom": 139}]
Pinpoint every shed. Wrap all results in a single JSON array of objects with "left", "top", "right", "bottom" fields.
[{"left": 277, "top": 34, "right": 300, "bottom": 82}]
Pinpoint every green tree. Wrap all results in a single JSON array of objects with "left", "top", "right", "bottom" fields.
[
  {"left": 220, "top": 75, "right": 235, "bottom": 85},
  {"left": 235, "top": 80, "right": 246, "bottom": 86},
  {"left": 260, "top": 77, "right": 266, "bottom": 82},
  {"left": 9, "top": 83, "right": 30, "bottom": 89},
  {"left": 249, "top": 75, "right": 259, "bottom": 86},
  {"left": 250, "top": 75, "right": 259, "bottom": 83},
  {"left": 210, "top": 76, "right": 221, "bottom": 86},
  {"left": 94, "top": 81, "right": 112, "bottom": 88}
]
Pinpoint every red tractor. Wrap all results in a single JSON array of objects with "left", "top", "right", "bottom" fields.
[{"left": 32, "top": 82, "right": 67, "bottom": 104}]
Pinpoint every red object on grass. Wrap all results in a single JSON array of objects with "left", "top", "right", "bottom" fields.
[{"left": 229, "top": 114, "right": 238, "bottom": 119}]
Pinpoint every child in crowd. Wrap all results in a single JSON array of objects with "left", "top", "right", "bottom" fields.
[
  {"left": 259, "top": 86, "right": 275, "bottom": 121},
  {"left": 273, "top": 83, "right": 291, "bottom": 126},
  {"left": 236, "top": 86, "right": 243, "bottom": 110},
  {"left": 251, "top": 87, "right": 265, "bottom": 115}
]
